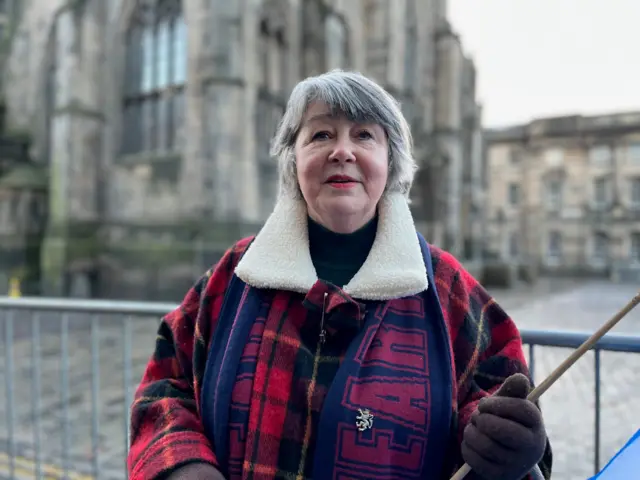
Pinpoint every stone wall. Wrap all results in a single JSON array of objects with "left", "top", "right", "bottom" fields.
[{"left": 3, "top": 0, "right": 488, "bottom": 299}]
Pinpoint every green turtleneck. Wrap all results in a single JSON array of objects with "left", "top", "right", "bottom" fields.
[{"left": 308, "top": 215, "right": 378, "bottom": 288}]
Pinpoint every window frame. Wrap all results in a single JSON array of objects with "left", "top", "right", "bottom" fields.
[
  {"left": 256, "top": 14, "right": 288, "bottom": 219},
  {"left": 120, "top": 0, "right": 186, "bottom": 156},
  {"left": 547, "top": 230, "right": 562, "bottom": 262},
  {"left": 592, "top": 231, "right": 609, "bottom": 263},
  {"left": 627, "top": 142, "right": 640, "bottom": 165},
  {"left": 508, "top": 182, "right": 520, "bottom": 207},
  {"left": 545, "top": 178, "right": 563, "bottom": 211},
  {"left": 588, "top": 145, "right": 612, "bottom": 166},
  {"left": 630, "top": 177, "right": 640, "bottom": 208},
  {"left": 630, "top": 233, "right": 640, "bottom": 263},
  {"left": 592, "top": 176, "right": 609, "bottom": 208}
]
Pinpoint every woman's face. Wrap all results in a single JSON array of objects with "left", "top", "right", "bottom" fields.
[{"left": 294, "top": 101, "right": 389, "bottom": 233}]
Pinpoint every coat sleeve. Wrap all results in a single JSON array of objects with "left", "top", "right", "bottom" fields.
[
  {"left": 127, "top": 239, "right": 252, "bottom": 480},
  {"left": 432, "top": 248, "right": 553, "bottom": 480}
]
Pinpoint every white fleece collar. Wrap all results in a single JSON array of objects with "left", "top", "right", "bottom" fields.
[{"left": 234, "top": 192, "right": 428, "bottom": 300}]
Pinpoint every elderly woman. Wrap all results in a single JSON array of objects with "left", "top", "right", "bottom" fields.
[{"left": 127, "top": 70, "right": 552, "bottom": 480}]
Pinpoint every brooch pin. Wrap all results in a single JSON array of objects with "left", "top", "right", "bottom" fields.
[{"left": 355, "top": 408, "right": 374, "bottom": 431}]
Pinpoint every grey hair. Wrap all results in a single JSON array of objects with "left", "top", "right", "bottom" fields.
[{"left": 270, "top": 69, "right": 417, "bottom": 199}]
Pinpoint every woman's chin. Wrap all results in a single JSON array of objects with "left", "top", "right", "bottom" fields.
[{"left": 321, "top": 198, "right": 365, "bottom": 217}]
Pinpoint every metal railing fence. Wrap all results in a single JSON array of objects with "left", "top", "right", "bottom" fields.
[
  {"left": 0, "top": 296, "right": 639, "bottom": 479},
  {"left": 0, "top": 297, "right": 174, "bottom": 480}
]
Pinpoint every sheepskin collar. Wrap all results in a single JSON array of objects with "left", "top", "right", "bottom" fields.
[{"left": 234, "top": 192, "right": 428, "bottom": 300}]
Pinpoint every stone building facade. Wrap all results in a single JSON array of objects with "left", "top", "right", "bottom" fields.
[
  {"left": 1, "top": 0, "right": 485, "bottom": 299},
  {"left": 486, "top": 112, "right": 640, "bottom": 282}
]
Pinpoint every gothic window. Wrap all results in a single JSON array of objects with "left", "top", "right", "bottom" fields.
[
  {"left": 256, "top": 8, "right": 288, "bottom": 219},
  {"left": 404, "top": 0, "right": 417, "bottom": 90},
  {"left": 325, "top": 11, "right": 349, "bottom": 70},
  {"left": 302, "top": 0, "right": 349, "bottom": 76},
  {"left": 301, "top": 0, "right": 326, "bottom": 76},
  {"left": 363, "top": 0, "right": 390, "bottom": 78},
  {"left": 121, "top": 0, "right": 186, "bottom": 155}
]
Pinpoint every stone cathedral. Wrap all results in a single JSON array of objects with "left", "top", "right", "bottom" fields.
[{"left": 0, "top": 0, "right": 486, "bottom": 300}]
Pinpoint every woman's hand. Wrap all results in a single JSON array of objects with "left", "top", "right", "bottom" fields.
[{"left": 461, "top": 373, "right": 547, "bottom": 480}]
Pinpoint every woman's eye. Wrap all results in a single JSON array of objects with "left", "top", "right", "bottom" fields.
[
  {"left": 311, "top": 131, "right": 330, "bottom": 141},
  {"left": 357, "top": 130, "right": 373, "bottom": 140}
]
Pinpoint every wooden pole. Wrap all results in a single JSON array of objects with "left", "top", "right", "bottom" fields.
[{"left": 449, "top": 290, "right": 640, "bottom": 480}]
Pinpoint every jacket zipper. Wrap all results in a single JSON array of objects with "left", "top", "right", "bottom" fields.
[
  {"left": 296, "top": 292, "right": 328, "bottom": 478},
  {"left": 319, "top": 292, "right": 328, "bottom": 344}
]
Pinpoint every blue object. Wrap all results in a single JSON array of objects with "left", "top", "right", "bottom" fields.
[{"left": 589, "top": 429, "right": 640, "bottom": 479}]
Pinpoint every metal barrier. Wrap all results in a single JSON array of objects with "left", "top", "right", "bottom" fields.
[
  {"left": 0, "top": 297, "right": 175, "bottom": 480},
  {"left": 0, "top": 296, "right": 639, "bottom": 479},
  {"left": 521, "top": 329, "right": 640, "bottom": 475}
]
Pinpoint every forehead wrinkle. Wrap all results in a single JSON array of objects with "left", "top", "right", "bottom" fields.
[
  {"left": 303, "top": 112, "right": 336, "bottom": 126},
  {"left": 303, "top": 106, "right": 379, "bottom": 129}
]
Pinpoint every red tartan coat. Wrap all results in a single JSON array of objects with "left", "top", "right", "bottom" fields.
[{"left": 127, "top": 194, "right": 552, "bottom": 480}]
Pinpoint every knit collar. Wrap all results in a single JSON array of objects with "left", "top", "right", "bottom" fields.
[{"left": 234, "top": 192, "right": 428, "bottom": 300}]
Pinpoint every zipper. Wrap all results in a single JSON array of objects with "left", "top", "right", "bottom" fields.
[
  {"left": 296, "top": 291, "right": 328, "bottom": 478},
  {"left": 319, "top": 292, "right": 328, "bottom": 344}
]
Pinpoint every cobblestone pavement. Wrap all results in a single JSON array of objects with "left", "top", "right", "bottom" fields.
[{"left": 0, "top": 279, "right": 638, "bottom": 479}]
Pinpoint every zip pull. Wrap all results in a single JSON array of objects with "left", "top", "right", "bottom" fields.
[{"left": 319, "top": 292, "right": 328, "bottom": 344}]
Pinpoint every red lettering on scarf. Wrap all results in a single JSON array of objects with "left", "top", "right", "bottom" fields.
[
  {"left": 356, "top": 325, "right": 428, "bottom": 374},
  {"left": 334, "top": 423, "right": 425, "bottom": 477},
  {"left": 387, "top": 297, "right": 425, "bottom": 317}
]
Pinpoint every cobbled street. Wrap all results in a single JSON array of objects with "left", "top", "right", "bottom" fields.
[{"left": 0, "top": 279, "right": 638, "bottom": 479}]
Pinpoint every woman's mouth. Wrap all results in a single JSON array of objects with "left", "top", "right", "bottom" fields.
[{"left": 326, "top": 175, "right": 359, "bottom": 189}]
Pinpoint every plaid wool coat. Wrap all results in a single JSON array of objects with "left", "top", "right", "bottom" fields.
[{"left": 128, "top": 193, "right": 553, "bottom": 480}]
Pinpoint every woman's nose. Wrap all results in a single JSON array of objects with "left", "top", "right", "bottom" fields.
[{"left": 328, "top": 136, "right": 356, "bottom": 163}]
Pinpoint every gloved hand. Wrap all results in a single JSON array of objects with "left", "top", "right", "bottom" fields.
[{"left": 461, "top": 373, "right": 547, "bottom": 480}]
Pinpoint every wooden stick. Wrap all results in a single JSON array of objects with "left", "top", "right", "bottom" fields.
[{"left": 449, "top": 290, "right": 640, "bottom": 480}]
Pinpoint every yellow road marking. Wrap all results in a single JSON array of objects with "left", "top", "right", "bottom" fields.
[{"left": 0, "top": 452, "right": 93, "bottom": 480}]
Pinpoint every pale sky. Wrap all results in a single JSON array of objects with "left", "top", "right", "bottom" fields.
[{"left": 448, "top": 0, "right": 640, "bottom": 128}]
